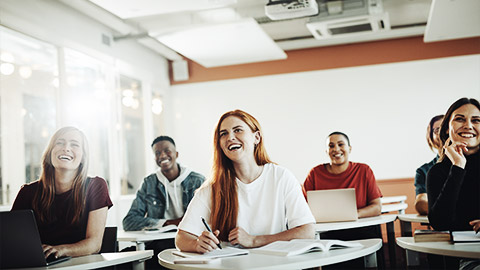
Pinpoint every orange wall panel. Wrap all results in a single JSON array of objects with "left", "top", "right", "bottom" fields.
[
  {"left": 170, "top": 36, "right": 480, "bottom": 85},
  {"left": 377, "top": 178, "right": 431, "bottom": 240}
]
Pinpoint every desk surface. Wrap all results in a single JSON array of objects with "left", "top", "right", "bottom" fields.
[
  {"left": 397, "top": 214, "right": 429, "bottom": 224},
  {"left": 15, "top": 250, "right": 153, "bottom": 270},
  {"left": 117, "top": 230, "right": 176, "bottom": 242},
  {"left": 314, "top": 214, "right": 397, "bottom": 232},
  {"left": 396, "top": 237, "right": 480, "bottom": 259},
  {"left": 158, "top": 238, "right": 382, "bottom": 270}
]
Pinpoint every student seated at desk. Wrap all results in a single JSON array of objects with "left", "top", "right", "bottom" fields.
[
  {"left": 11, "top": 126, "right": 113, "bottom": 258},
  {"left": 302, "top": 131, "right": 383, "bottom": 269},
  {"left": 122, "top": 135, "right": 205, "bottom": 268},
  {"left": 176, "top": 110, "right": 315, "bottom": 253},
  {"left": 414, "top": 114, "right": 443, "bottom": 215},
  {"left": 303, "top": 131, "right": 382, "bottom": 221},
  {"left": 427, "top": 98, "right": 480, "bottom": 270}
]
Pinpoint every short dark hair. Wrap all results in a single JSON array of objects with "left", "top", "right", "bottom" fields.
[
  {"left": 328, "top": 131, "right": 351, "bottom": 146},
  {"left": 151, "top": 136, "right": 176, "bottom": 147}
]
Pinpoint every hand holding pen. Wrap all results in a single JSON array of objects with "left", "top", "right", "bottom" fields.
[{"left": 201, "top": 217, "right": 222, "bottom": 250}]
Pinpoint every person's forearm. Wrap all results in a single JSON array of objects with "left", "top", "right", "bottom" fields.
[
  {"left": 123, "top": 214, "right": 161, "bottom": 231},
  {"left": 252, "top": 223, "right": 315, "bottom": 248},
  {"left": 175, "top": 230, "right": 199, "bottom": 252},
  {"left": 414, "top": 194, "right": 428, "bottom": 215},
  {"left": 358, "top": 203, "right": 381, "bottom": 218},
  {"left": 55, "top": 237, "right": 102, "bottom": 257}
]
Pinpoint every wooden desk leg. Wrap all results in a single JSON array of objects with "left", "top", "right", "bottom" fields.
[
  {"left": 386, "top": 221, "right": 396, "bottom": 268},
  {"left": 364, "top": 251, "right": 378, "bottom": 268}
]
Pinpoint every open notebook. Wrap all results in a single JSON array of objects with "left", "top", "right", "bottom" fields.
[
  {"left": 143, "top": 224, "right": 177, "bottom": 234},
  {"left": 451, "top": 231, "right": 480, "bottom": 244},
  {"left": 250, "top": 239, "right": 363, "bottom": 256},
  {"left": 172, "top": 247, "right": 248, "bottom": 264}
]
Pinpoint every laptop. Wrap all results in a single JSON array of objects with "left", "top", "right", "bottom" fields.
[
  {"left": 307, "top": 188, "right": 358, "bottom": 223},
  {"left": 0, "top": 210, "right": 71, "bottom": 268}
]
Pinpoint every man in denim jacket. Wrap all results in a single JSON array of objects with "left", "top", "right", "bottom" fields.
[{"left": 122, "top": 136, "right": 204, "bottom": 265}]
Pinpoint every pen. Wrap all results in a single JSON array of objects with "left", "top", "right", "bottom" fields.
[{"left": 201, "top": 217, "right": 222, "bottom": 249}]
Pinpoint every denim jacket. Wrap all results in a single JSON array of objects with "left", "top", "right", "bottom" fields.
[{"left": 122, "top": 170, "right": 205, "bottom": 231}]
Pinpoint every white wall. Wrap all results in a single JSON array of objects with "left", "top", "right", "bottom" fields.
[{"left": 170, "top": 54, "right": 480, "bottom": 183}]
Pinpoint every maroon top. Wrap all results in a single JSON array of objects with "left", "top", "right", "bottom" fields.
[{"left": 11, "top": 177, "right": 113, "bottom": 245}]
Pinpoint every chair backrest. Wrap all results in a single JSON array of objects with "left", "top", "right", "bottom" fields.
[
  {"left": 100, "top": 227, "right": 118, "bottom": 253},
  {"left": 381, "top": 196, "right": 408, "bottom": 214}
]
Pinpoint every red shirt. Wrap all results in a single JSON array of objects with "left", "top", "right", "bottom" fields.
[{"left": 303, "top": 162, "right": 382, "bottom": 209}]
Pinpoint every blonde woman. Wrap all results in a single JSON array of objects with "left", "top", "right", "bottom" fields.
[
  {"left": 12, "top": 127, "right": 112, "bottom": 258},
  {"left": 176, "top": 110, "right": 315, "bottom": 253}
]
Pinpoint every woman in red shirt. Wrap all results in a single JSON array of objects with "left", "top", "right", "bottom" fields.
[{"left": 303, "top": 131, "right": 382, "bottom": 219}]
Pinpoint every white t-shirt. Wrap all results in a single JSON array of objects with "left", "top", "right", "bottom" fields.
[
  {"left": 155, "top": 164, "right": 192, "bottom": 227},
  {"left": 178, "top": 163, "right": 315, "bottom": 237}
]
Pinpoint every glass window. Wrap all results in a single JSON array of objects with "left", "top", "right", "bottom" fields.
[
  {"left": 119, "top": 75, "right": 145, "bottom": 195},
  {"left": 63, "top": 48, "right": 111, "bottom": 184},
  {"left": 0, "top": 27, "right": 58, "bottom": 205},
  {"left": 151, "top": 91, "right": 164, "bottom": 137}
]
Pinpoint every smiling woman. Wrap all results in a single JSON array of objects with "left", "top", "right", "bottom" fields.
[
  {"left": 427, "top": 97, "right": 480, "bottom": 270},
  {"left": 11, "top": 127, "right": 113, "bottom": 258},
  {"left": 303, "top": 131, "right": 383, "bottom": 219},
  {"left": 175, "top": 109, "right": 315, "bottom": 253}
]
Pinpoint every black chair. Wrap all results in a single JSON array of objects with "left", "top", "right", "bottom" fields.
[
  {"left": 100, "top": 226, "right": 118, "bottom": 253},
  {"left": 99, "top": 227, "right": 118, "bottom": 270}
]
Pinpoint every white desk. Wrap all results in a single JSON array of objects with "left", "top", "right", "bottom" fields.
[
  {"left": 116, "top": 231, "right": 176, "bottom": 270},
  {"left": 158, "top": 239, "right": 382, "bottom": 270},
  {"left": 396, "top": 237, "right": 480, "bottom": 259},
  {"left": 117, "top": 230, "right": 176, "bottom": 250},
  {"left": 13, "top": 250, "right": 153, "bottom": 270},
  {"left": 314, "top": 214, "right": 397, "bottom": 268},
  {"left": 397, "top": 214, "right": 430, "bottom": 266},
  {"left": 314, "top": 214, "right": 397, "bottom": 232},
  {"left": 397, "top": 214, "right": 429, "bottom": 236}
]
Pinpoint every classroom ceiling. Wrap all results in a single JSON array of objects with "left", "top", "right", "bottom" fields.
[{"left": 61, "top": 0, "right": 480, "bottom": 68}]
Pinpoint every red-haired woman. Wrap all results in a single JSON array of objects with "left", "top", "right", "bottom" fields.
[
  {"left": 176, "top": 110, "right": 315, "bottom": 253},
  {"left": 12, "top": 127, "right": 112, "bottom": 258}
]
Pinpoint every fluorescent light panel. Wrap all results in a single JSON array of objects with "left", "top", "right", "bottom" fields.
[
  {"left": 155, "top": 18, "right": 287, "bottom": 68},
  {"left": 89, "top": 0, "right": 236, "bottom": 19}
]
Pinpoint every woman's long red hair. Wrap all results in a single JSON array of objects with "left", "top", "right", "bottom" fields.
[{"left": 209, "top": 110, "right": 272, "bottom": 240}]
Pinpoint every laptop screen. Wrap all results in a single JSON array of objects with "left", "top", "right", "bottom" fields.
[
  {"left": 307, "top": 188, "right": 358, "bottom": 223},
  {"left": 0, "top": 210, "right": 70, "bottom": 268}
]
